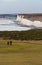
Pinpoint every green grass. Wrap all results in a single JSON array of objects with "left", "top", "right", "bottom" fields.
[{"left": 0, "top": 40, "right": 42, "bottom": 65}]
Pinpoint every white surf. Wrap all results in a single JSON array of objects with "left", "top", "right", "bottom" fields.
[
  {"left": 0, "top": 18, "right": 31, "bottom": 31},
  {"left": 16, "top": 15, "right": 42, "bottom": 28},
  {"left": 0, "top": 18, "right": 14, "bottom": 24}
]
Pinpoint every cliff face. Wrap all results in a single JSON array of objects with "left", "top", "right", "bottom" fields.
[{"left": 19, "top": 14, "right": 42, "bottom": 21}]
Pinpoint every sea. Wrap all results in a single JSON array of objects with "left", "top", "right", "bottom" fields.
[
  {"left": 0, "top": 14, "right": 31, "bottom": 31},
  {"left": 0, "top": 14, "right": 42, "bottom": 31}
]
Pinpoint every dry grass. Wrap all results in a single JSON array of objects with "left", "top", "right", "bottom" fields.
[{"left": 0, "top": 40, "right": 42, "bottom": 65}]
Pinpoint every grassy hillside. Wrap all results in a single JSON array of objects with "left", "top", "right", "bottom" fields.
[
  {"left": 0, "top": 29, "right": 42, "bottom": 40},
  {"left": 0, "top": 40, "right": 42, "bottom": 65}
]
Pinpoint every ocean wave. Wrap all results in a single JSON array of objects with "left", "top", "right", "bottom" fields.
[
  {"left": 16, "top": 15, "right": 42, "bottom": 28},
  {"left": 0, "top": 16, "right": 42, "bottom": 31},
  {"left": 0, "top": 18, "right": 31, "bottom": 31},
  {"left": 0, "top": 18, "right": 14, "bottom": 24}
]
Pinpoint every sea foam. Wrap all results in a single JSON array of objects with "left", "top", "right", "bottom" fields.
[
  {"left": 16, "top": 15, "right": 42, "bottom": 27},
  {"left": 0, "top": 18, "right": 14, "bottom": 24}
]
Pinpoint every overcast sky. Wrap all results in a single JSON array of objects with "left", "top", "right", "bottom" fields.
[{"left": 0, "top": 0, "right": 42, "bottom": 14}]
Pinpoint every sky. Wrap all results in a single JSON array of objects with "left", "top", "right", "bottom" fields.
[{"left": 0, "top": 0, "right": 42, "bottom": 14}]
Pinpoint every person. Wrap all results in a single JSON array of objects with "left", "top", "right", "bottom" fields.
[
  {"left": 10, "top": 41, "right": 12, "bottom": 46},
  {"left": 7, "top": 41, "right": 9, "bottom": 46}
]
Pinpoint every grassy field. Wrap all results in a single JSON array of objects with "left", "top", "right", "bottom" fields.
[{"left": 0, "top": 40, "right": 42, "bottom": 65}]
